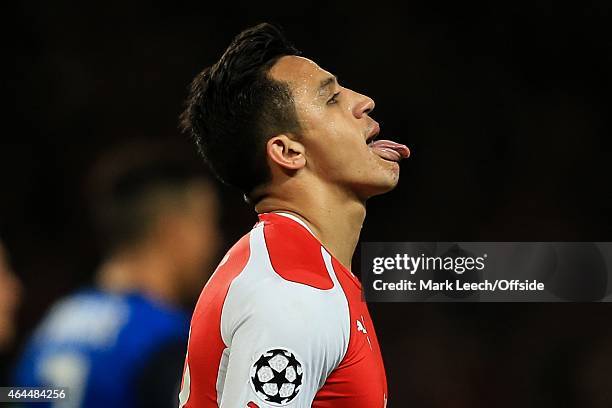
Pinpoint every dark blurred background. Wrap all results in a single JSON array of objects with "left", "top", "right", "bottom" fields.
[{"left": 3, "top": 0, "right": 612, "bottom": 407}]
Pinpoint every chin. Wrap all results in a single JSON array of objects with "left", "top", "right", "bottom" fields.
[
  {"left": 355, "top": 175, "right": 400, "bottom": 201},
  {"left": 374, "top": 179, "right": 399, "bottom": 196},
  {"left": 344, "top": 161, "right": 402, "bottom": 200},
  {"left": 376, "top": 164, "right": 401, "bottom": 190}
]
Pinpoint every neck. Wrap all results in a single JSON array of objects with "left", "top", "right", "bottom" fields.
[
  {"left": 255, "top": 182, "right": 366, "bottom": 270},
  {"left": 96, "top": 245, "right": 179, "bottom": 306}
]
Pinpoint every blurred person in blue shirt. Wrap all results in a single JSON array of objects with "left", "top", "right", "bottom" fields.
[{"left": 14, "top": 139, "right": 221, "bottom": 407}]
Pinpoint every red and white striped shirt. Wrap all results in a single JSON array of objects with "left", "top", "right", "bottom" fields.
[{"left": 179, "top": 212, "right": 387, "bottom": 407}]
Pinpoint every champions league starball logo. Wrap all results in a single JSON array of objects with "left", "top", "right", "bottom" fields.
[{"left": 250, "top": 348, "right": 303, "bottom": 405}]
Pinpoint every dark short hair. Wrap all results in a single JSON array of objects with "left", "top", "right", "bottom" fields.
[
  {"left": 180, "top": 23, "right": 301, "bottom": 198},
  {"left": 87, "top": 139, "right": 212, "bottom": 253}
]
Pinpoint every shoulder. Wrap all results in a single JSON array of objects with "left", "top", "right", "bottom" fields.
[
  {"left": 32, "top": 289, "right": 187, "bottom": 354},
  {"left": 190, "top": 231, "right": 251, "bottom": 325},
  {"left": 193, "top": 218, "right": 334, "bottom": 323},
  {"left": 123, "top": 295, "right": 190, "bottom": 345},
  {"left": 257, "top": 217, "right": 334, "bottom": 290},
  {"left": 221, "top": 221, "right": 338, "bottom": 320},
  {"left": 190, "top": 217, "right": 350, "bottom": 344},
  {"left": 32, "top": 289, "right": 130, "bottom": 346},
  {"left": 220, "top": 222, "right": 349, "bottom": 343}
]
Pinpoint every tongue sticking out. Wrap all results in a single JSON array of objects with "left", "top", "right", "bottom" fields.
[{"left": 369, "top": 139, "right": 411, "bottom": 162}]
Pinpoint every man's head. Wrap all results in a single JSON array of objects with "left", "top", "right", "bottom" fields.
[
  {"left": 88, "top": 140, "right": 221, "bottom": 301},
  {"left": 182, "top": 23, "right": 409, "bottom": 204}
]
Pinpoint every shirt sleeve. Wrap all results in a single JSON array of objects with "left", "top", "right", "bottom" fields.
[{"left": 218, "top": 278, "right": 349, "bottom": 407}]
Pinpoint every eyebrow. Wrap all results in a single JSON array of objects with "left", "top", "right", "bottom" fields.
[{"left": 317, "top": 75, "right": 338, "bottom": 96}]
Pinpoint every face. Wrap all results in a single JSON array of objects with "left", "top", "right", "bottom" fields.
[
  {"left": 161, "top": 182, "right": 221, "bottom": 302},
  {"left": 0, "top": 242, "right": 22, "bottom": 350},
  {"left": 268, "top": 56, "right": 407, "bottom": 200}
]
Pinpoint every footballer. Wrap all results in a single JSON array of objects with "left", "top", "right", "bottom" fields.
[{"left": 179, "top": 23, "right": 410, "bottom": 407}]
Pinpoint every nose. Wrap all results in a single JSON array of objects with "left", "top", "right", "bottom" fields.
[{"left": 352, "top": 93, "right": 375, "bottom": 119}]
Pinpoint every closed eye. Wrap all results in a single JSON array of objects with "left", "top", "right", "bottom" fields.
[{"left": 327, "top": 91, "right": 341, "bottom": 105}]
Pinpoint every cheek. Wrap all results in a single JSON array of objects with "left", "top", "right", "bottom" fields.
[
  {"left": 309, "top": 142, "right": 354, "bottom": 177},
  {"left": 305, "top": 123, "right": 366, "bottom": 168},
  {"left": 190, "top": 227, "right": 213, "bottom": 260},
  {"left": 0, "top": 270, "right": 20, "bottom": 310},
  {"left": 171, "top": 221, "right": 203, "bottom": 263}
]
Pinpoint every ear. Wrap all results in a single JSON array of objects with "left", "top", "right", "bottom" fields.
[{"left": 266, "top": 134, "right": 306, "bottom": 170}]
